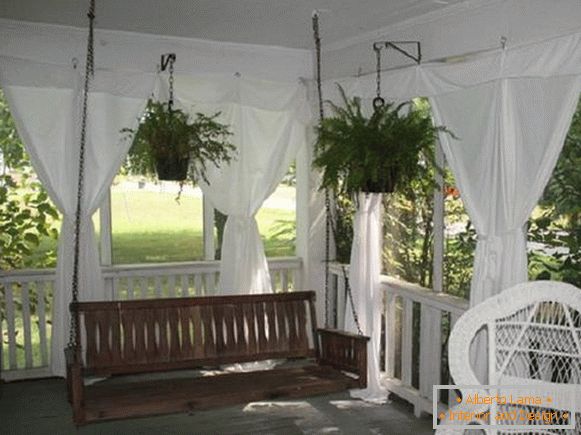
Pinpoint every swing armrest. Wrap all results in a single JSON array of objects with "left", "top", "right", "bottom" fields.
[{"left": 317, "top": 328, "right": 369, "bottom": 388}]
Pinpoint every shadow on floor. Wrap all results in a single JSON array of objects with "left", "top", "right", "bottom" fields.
[{"left": 0, "top": 378, "right": 434, "bottom": 435}]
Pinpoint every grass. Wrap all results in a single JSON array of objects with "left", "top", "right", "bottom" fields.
[
  {"left": 110, "top": 186, "right": 296, "bottom": 262},
  {"left": 28, "top": 184, "right": 296, "bottom": 266}
]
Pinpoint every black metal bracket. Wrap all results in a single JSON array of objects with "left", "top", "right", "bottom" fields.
[
  {"left": 160, "top": 53, "right": 176, "bottom": 72},
  {"left": 372, "top": 41, "right": 421, "bottom": 65}
]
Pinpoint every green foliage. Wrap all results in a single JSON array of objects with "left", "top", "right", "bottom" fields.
[
  {"left": 123, "top": 99, "right": 236, "bottom": 183},
  {"left": 0, "top": 90, "right": 60, "bottom": 271},
  {"left": 528, "top": 98, "right": 581, "bottom": 287},
  {"left": 333, "top": 191, "right": 355, "bottom": 264},
  {"left": 314, "top": 85, "right": 447, "bottom": 196}
]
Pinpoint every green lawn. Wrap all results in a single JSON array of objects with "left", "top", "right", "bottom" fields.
[{"left": 30, "top": 186, "right": 296, "bottom": 266}]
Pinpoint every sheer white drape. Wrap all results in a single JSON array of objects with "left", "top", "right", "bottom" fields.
[
  {"left": 430, "top": 75, "right": 580, "bottom": 380},
  {"left": 345, "top": 193, "right": 388, "bottom": 402},
  {"left": 168, "top": 75, "right": 308, "bottom": 295},
  {"left": 0, "top": 60, "right": 154, "bottom": 376},
  {"left": 430, "top": 75, "right": 580, "bottom": 307}
]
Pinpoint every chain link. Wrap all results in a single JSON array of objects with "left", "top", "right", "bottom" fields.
[
  {"left": 312, "top": 12, "right": 332, "bottom": 328},
  {"left": 168, "top": 55, "right": 175, "bottom": 111},
  {"left": 68, "top": 0, "right": 96, "bottom": 349},
  {"left": 313, "top": 12, "right": 362, "bottom": 334},
  {"left": 375, "top": 46, "right": 381, "bottom": 100}
]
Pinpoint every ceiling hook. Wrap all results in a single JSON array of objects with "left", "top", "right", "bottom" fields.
[{"left": 500, "top": 36, "right": 507, "bottom": 50}]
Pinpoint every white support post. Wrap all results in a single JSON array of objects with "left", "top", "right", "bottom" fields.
[
  {"left": 100, "top": 189, "right": 114, "bottom": 298},
  {"left": 203, "top": 195, "right": 215, "bottom": 261},
  {"left": 432, "top": 139, "right": 445, "bottom": 293},
  {"left": 297, "top": 76, "right": 330, "bottom": 326}
]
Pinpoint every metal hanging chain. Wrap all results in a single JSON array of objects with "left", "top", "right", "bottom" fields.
[
  {"left": 326, "top": 194, "right": 363, "bottom": 336},
  {"left": 160, "top": 53, "right": 177, "bottom": 111},
  {"left": 68, "top": 0, "right": 96, "bottom": 350},
  {"left": 312, "top": 12, "right": 362, "bottom": 335},
  {"left": 312, "top": 12, "right": 331, "bottom": 328},
  {"left": 168, "top": 55, "right": 176, "bottom": 111},
  {"left": 373, "top": 43, "right": 385, "bottom": 111}
]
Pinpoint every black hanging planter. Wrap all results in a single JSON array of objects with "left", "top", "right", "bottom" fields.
[{"left": 154, "top": 152, "right": 190, "bottom": 181}]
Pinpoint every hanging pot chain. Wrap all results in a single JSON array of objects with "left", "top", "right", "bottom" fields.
[
  {"left": 373, "top": 43, "right": 385, "bottom": 111},
  {"left": 168, "top": 55, "right": 175, "bottom": 111},
  {"left": 68, "top": 0, "right": 96, "bottom": 350}
]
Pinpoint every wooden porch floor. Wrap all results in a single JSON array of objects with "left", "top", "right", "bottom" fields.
[{"left": 0, "top": 378, "right": 434, "bottom": 434}]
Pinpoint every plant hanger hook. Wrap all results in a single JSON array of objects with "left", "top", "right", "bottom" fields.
[{"left": 372, "top": 41, "right": 421, "bottom": 112}]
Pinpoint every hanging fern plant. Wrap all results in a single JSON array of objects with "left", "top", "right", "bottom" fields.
[
  {"left": 123, "top": 99, "right": 235, "bottom": 182},
  {"left": 314, "top": 85, "right": 449, "bottom": 196}
]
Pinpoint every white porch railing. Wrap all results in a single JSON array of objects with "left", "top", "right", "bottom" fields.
[
  {"left": 0, "top": 257, "right": 302, "bottom": 380},
  {"left": 329, "top": 263, "right": 468, "bottom": 417}
]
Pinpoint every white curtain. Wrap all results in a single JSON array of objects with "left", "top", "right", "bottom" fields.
[
  {"left": 430, "top": 75, "right": 580, "bottom": 380},
  {"left": 345, "top": 193, "right": 388, "bottom": 403},
  {"left": 0, "top": 59, "right": 154, "bottom": 376},
  {"left": 430, "top": 75, "right": 580, "bottom": 307},
  {"left": 168, "top": 75, "right": 308, "bottom": 295}
]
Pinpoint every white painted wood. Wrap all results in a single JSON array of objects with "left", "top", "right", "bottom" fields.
[
  {"left": 432, "top": 139, "right": 445, "bottom": 293},
  {"left": 127, "top": 277, "right": 134, "bottom": 300},
  {"left": 5, "top": 285, "right": 17, "bottom": 369},
  {"left": 180, "top": 275, "right": 189, "bottom": 296},
  {"left": 384, "top": 291, "right": 397, "bottom": 378},
  {"left": 155, "top": 276, "right": 162, "bottom": 298},
  {"left": 194, "top": 274, "right": 203, "bottom": 296},
  {"left": 37, "top": 281, "right": 48, "bottom": 367},
  {"left": 21, "top": 282, "right": 33, "bottom": 368},
  {"left": 401, "top": 297, "right": 414, "bottom": 387},
  {"left": 99, "top": 190, "right": 113, "bottom": 266},
  {"left": 270, "top": 270, "right": 277, "bottom": 292},
  {"left": 419, "top": 305, "right": 442, "bottom": 400},
  {"left": 203, "top": 196, "right": 216, "bottom": 261},
  {"left": 336, "top": 269, "right": 346, "bottom": 330},
  {"left": 281, "top": 271, "right": 289, "bottom": 293},
  {"left": 112, "top": 277, "right": 120, "bottom": 299},
  {"left": 168, "top": 275, "right": 176, "bottom": 297}
]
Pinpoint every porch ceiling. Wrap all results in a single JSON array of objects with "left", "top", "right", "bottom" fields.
[{"left": 0, "top": 0, "right": 471, "bottom": 50}]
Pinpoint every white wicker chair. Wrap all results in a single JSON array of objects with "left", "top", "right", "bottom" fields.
[{"left": 436, "top": 281, "right": 581, "bottom": 434}]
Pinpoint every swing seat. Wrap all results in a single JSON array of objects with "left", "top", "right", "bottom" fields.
[{"left": 66, "top": 291, "right": 368, "bottom": 425}]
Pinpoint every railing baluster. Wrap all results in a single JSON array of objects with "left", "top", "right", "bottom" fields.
[
  {"left": 194, "top": 274, "right": 202, "bottom": 296},
  {"left": 155, "top": 276, "right": 162, "bottom": 298},
  {"left": 384, "top": 290, "right": 396, "bottom": 377},
  {"left": 113, "top": 277, "right": 121, "bottom": 299},
  {"left": 180, "top": 275, "right": 189, "bottom": 297},
  {"left": 419, "top": 305, "right": 442, "bottom": 413},
  {"left": 168, "top": 275, "right": 176, "bottom": 297},
  {"left": 37, "top": 281, "right": 48, "bottom": 367},
  {"left": 401, "top": 296, "right": 414, "bottom": 388},
  {"left": 281, "top": 270, "right": 289, "bottom": 293},
  {"left": 21, "top": 282, "right": 33, "bottom": 369},
  {"left": 336, "top": 272, "right": 346, "bottom": 330},
  {"left": 127, "top": 277, "right": 135, "bottom": 300},
  {"left": 5, "top": 284, "right": 17, "bottom": 369}
]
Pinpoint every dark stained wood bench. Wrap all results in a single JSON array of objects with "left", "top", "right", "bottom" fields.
[{"left": 66, "top": 291, "right": 369, "bottom": 424}]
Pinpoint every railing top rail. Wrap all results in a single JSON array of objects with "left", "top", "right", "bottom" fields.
[
  {"left": 381, "top": 276, "right": 468, "bottom": 315},
  {"left": 328, "top": 261, "right": 468, "bottom": 315},
  {"left": 1, "top": 257, "right": 302, "bottom": 282},
  {"left": 0, "top": 268, "right": 56, "bottom": 281}
]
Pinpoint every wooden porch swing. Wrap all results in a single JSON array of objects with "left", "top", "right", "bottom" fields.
[{"left": 65, "top": 4, "right": 368, "bottom": 425}]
